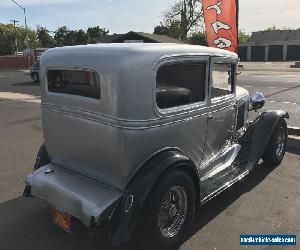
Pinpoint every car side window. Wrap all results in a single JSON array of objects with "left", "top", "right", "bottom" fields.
[
  {"left": 156, "top": 62, "right": 206, "bottom": 109},
  {"left": 211, "top": 63, "right": 235, "bottom": 100}
]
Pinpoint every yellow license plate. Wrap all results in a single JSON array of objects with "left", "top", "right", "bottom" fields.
[{"left": 51, "top": 207, "right": 71, "bottom": 233}]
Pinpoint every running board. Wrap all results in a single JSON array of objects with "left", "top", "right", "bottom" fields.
[{"left": 201, "top": 169, "right": 250, "bottom": 204}]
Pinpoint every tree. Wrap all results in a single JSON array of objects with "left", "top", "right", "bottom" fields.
[
  {"left": 73, "top": 29, "right": 88, "bottom": 45},
  {"left": 154, "top": 0, "right": 203, "bottom": 40},
  {"left": 239, "top": 29, "right": 250, "bottom": 43},
  {"left": 87, "top": 26, "right": 109, "bottom": 43},
  {"left": 37, "top": 26, "right": 55, "bottom": 48},
  {"left": 154, "top": 20, "right": 181, "bottom": 39},
  {"left": 153, "top": 24, "right": 170, "bottom": 36},
  {"left": 0, "top": 23, "right": 111, "bottom": 55},
  {"left": 187, "top": 31, "right": 207, "bottom": 45},
  {"left": 0, "top": 23, "right": 39, "bottom": 55},
  {"left": 0, "top": 23, "right": 15, "bottom": 55},
  {"left": 54, "top": 26, "right": 109, "bottom": 46},
  {"left": 54, "top": 26, "right": 69, "bottom": 46}
]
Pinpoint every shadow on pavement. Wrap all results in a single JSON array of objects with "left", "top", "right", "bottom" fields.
[
  {"left": 0, "top": 198, "right": 113, "bottom": 250},
  {"left": 265, "top": 84, "right": 300, "bottom": 98},
  {"left": 12, "top": 81, "right": 40, "bottom": 87},
  {"left": 286, "top": 146, "right": 300, "bottom": 155},
  {"left": 0, "top": 162, "right": 276, "bottom": 250}
]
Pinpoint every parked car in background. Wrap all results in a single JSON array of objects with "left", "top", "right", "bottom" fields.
[
  {"left": 23, "top": 44, "right": 288, "bottom": 250},
  {"left": 30, "top": 60, "right": 40, "bottom": 82}
]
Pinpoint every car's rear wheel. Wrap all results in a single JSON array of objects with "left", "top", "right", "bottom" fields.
[
  {"left": 33, "top": 143, "right": 49, "bottom": 170},
  {"left": 262, "top": 119, "right": 287, "bottom": 166},
  {"left": 139, "top": 169, "right": 195, "bottom": 249}
]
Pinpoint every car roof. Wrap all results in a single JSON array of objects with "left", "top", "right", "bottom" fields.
[{"left": 41, "top": 43, "right": 238, "bottom": 64}]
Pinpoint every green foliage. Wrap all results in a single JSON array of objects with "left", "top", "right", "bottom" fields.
[
  {"left": 53, "top": 26, "right": 69, "bottom": 47},
  {"left": 87, "top": 26, "right": 109, "bottom": 44},
  {"left": 239, "top": 29, "right": 250, "bottom": 43},
  {"left": 154, "top": 0, "right": 203, "bottom": 40},
  {"left": 53, "top": 26, "right": 109, "bottom": 46},
  {"left": 0, "top": 23, "right": 15, "bottom": 55},
  {"left": 37, "top": 26, "right": 55, "bottom": 48},
  {"left": 187, "top": 32, "right": 207, "bottom": 45},
  {"left": 0, "top": 23, "right": 38, "bottom": 55},
  {"left": 0, "top": 23, "right": 110, "bottom": 55},
  {"left": 154, "top": 20, "right": 181, "bottom": 39}
]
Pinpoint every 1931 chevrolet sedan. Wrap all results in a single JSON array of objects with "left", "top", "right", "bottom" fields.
[{"left": 24, "top": 43, "right": 288, "bottom": 249}]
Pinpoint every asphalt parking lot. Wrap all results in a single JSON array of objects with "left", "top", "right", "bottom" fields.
[
  {"left": 238, "top": 71, "right": 300, "bottom": 127},
  {"left": 0, "top": 70, "right": 299, "bottom": 250}
]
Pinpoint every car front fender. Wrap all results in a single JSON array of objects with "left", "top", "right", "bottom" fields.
[{"left": 239, "top": 110, "right": 289, "bottom": 169}]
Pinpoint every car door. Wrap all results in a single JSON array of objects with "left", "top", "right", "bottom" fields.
[
  {"left": 200, "top": 57, "right": 238, "bottom": 200},
  {"left": 155, "top": 56, "right": 210, "bottom": 167}
]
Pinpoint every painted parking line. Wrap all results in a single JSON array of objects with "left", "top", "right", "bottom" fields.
[
  {"left": 0, "top": 92, "right": 40, "bottom": 104},
  {"left": 268, "top": 100, "right": 297, "bottom": 105},
  {"left": 241, "top": 85, "right": 288, "bottom": 90}
]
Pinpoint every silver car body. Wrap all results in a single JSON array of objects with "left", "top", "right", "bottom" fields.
[{"left": 25, "top": 44, "right": 283, "bottom": 234}]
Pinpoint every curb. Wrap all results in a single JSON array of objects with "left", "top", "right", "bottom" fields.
[
  {"left": 288, "top": 126, "right": 300, "bottom": 136},
  {"left": 287, "top": 127, "right": 300, "bottom": 150},
  {"left": 238, "top": 64, "right": 300, "bottom": 73},
  {"left": 0, "top": 69, "right": 30, "bottom": 73},
  {"left": 240, "top": 68, "right": 300, "bottom": 73},
  {"left": 287, "top": 136, "right": 300, "bottom": 150}
]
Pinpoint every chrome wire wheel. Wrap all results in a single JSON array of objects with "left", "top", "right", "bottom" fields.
[
  {"left": 276, "top": 126, "right": 286, "bottom": 158},
  {"left": 158, "top": 186, "right": 188, "bottom": 238}
]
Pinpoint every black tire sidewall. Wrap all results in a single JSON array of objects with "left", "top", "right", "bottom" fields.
[
  {"left": 263, "top": 119, "right": 288, "bottom": 165},
  {"left": 141, "top": 169, "right": 195, "bottom": 249},
  {"left": 33, "top": 144, "right": 49, "bottom": 170}
]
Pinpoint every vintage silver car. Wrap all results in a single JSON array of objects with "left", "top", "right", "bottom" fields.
[{"left": 23, "top": 43, "right": 288, "bottom": 249}]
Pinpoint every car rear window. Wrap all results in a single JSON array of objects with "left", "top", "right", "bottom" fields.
[{"left": 47, "top": 70, "right": 101, "bottom": 99}]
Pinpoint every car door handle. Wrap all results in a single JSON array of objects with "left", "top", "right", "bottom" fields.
[
  {"left": 208, "top": 115, "right": 216, "bottom": 120},
  {"left": 227, "top": 125, "right": 235, "bottom": 133}
]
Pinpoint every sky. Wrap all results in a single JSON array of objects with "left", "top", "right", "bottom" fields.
[{"left": 0, "top": 0, "right": 299, "bottom": 34}]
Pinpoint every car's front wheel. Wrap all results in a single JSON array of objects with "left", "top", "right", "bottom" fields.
[
  {"left": 262, "top": 119, "right": 288, "bottom": 166},
  {"left": 139, "top": 169, "right": 195, "bottom": 249}
]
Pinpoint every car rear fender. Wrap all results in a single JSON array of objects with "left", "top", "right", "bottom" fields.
[
  {"left": 111, "top": 148, "right": 199, "bottom": 246},
  {"left": 24, "top": 164, "right": 122, "bottom": 227}
]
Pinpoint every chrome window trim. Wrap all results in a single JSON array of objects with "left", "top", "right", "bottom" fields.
[
  {"left": 153, "top": 54, "right": 210, "bottom": 118},
  {"left": 209, "top": 57, "right": 238, "bottom": 106}
]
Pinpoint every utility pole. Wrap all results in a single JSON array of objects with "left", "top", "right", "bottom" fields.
[
  {"left": 11, "top": 0, "right": 30, "bottom": 66},
  {"left": 10, "top": 19, "right": 19, "bottom": 55}
]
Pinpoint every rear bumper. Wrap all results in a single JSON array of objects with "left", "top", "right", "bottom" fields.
[{"left": 25, "top": 164, "right": 122, "bottom": 227}]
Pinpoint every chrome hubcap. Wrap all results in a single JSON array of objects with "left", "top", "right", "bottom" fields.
[
  {"left": 276, "top": 127, "right": 286, "bottom": 158},
  {"left": 158, "top": 186, "right": 187, "bottom": 238}
]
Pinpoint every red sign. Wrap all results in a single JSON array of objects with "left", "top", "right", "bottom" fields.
[{"left": 202, "top": 0, "right": 239, "bottom": 53}]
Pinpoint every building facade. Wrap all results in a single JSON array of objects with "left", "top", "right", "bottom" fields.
[
  {"left": 98, "top": 31, "right": 184, "bottom": 44},
  {"left": 239, "top": 30, "right": 300, "bottom": 61}
]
